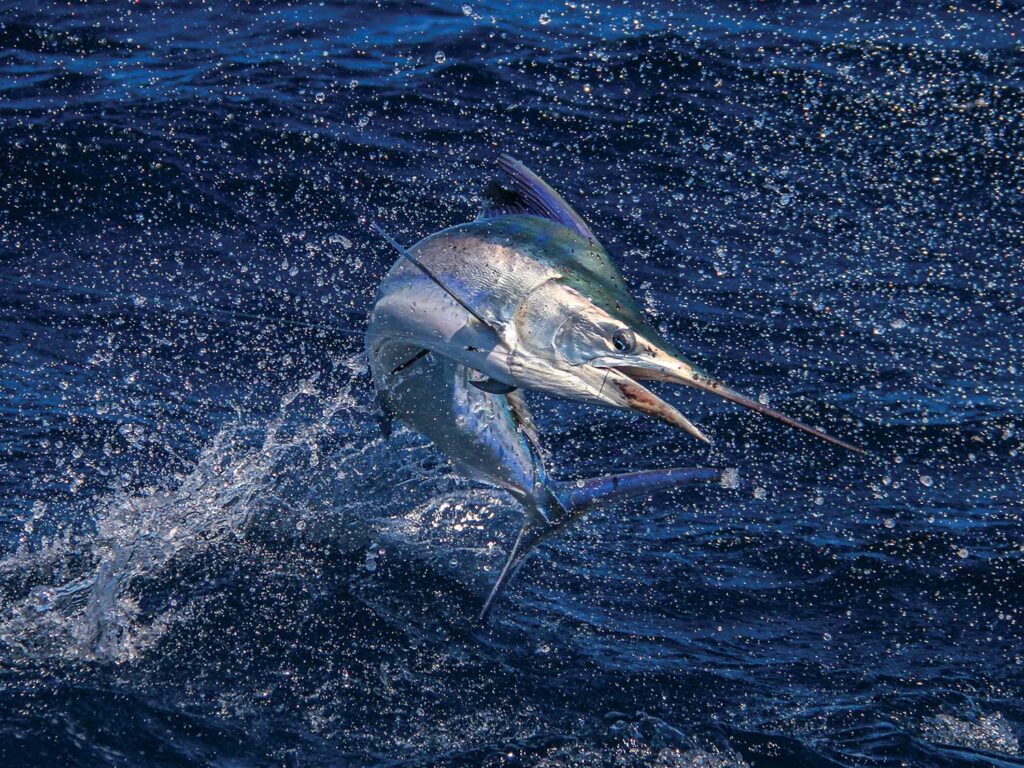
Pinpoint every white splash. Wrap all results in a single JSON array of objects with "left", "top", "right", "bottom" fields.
[{"left": 0, "top": 362, "right": 371, "bottom": 663}]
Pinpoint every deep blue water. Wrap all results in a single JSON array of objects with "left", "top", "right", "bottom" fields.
[{"left": 2, "top": 1, "right": 1023, "bottom": 765}]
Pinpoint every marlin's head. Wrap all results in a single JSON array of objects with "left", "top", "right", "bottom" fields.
[
  {"left": 507, "top": 276, "right": 863, "bottom": 454},
  {"left": 371, "top": 154, "right": 863, "bottom": 455}
]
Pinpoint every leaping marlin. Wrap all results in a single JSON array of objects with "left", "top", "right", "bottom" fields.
[{"left": 366, "top": 155, "right": 863, "bottom": 619}]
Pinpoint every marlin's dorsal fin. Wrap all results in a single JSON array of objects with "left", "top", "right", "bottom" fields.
[
  {"left": 478, "top": 180, "right": 536, "bottom": 220},
  {"left": 477, "top": 155, "right": 598, "bottom": 242}
]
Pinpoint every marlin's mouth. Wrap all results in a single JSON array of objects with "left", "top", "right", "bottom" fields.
[
  {"left": 602, "top": 360, "right": 864, "bottom": 454},
  {"left": 610, "top": 373, "right": 711, "bottom": 443}
]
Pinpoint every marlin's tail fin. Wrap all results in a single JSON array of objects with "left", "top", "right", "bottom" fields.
[{"left": 479, "top": 467, "right": 728, "bottom": 621}]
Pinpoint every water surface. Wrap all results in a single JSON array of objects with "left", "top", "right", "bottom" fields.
[{"left": 1, "top": 2, "right": 1022, "bottom": 765}]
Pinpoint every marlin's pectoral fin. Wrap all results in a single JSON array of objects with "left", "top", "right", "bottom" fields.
[
  {"left": 470, "top": 377, "right": 517, "bottom": 395},
  {"left": 479, "top": 467, "right": 729, "bottom": 621},
  {"left": 390, "top": 347, "right": 429, "bottom": 376}
]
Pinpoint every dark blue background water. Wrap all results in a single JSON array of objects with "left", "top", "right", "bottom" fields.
[{"left": 1, "top": 2, "right": 1022, "bottom": 765}]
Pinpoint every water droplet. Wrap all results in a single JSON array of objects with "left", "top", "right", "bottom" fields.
[
  {"left": 956, "top": 547, "right": 968, "bottom": 559},
  {"left": 539, "top": 12, "right": 551, "bottom": 25},
  {"left": 753, "top": 486, "right": 766, "bottom": 500},
  {"left": 883, "top": 518, "right": 895, "bottom": 529},
  {"left": 31, "top": 587, "right": 56, "bottom": 613},
  {"left": 434, "top": 50, "right": 446, "bottom": 64},
  {"left": 919, "top": 475, "right": 933, "bottom": 487}
]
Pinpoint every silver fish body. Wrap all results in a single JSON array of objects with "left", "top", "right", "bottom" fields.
[
  {"left": 366, "top": 217, "right": 572, "bottom": 519},
  {"left": 366, "top": 157, "right": 862, "bottom": 617}
]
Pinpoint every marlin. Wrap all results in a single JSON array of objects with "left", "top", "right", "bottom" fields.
[{"left": 367, "top": 155, "right": 863, "bottom": 618}]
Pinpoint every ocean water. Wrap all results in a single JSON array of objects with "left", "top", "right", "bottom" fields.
[{"left": 1, "top": 1, "right": 1022, "bottom": 765}]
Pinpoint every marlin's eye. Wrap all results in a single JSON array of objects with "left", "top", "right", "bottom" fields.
[{"left": 611, "top": 328, "right": 636, "bottom": 353}]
